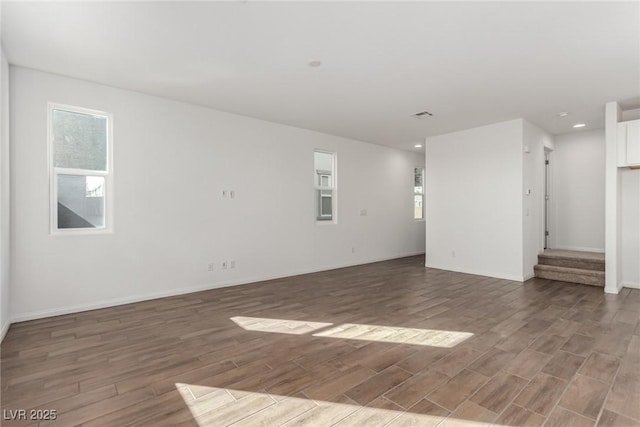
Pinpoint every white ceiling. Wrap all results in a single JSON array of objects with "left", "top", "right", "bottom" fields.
[{"left": 2, "top": 1, "right": 639, "bottom": 151}]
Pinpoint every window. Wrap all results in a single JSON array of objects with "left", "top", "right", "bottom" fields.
[
  {"left": 314, "top": 151, "right": 336, "bottom": 222},
  {"left": 49, "top": 104, "right": 113, "bottom": 233},
  {"left": 414, "top": 167, "right": 424, "bottom": 220}
]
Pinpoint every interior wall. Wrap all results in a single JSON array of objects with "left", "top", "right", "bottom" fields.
[
  {"left": 10, "top": 66, "right": 426, "bottom": 321},
  {"left": 522, "top": 120, "right": 553, "bottom": 280},
  {"left": 425, "top": 119, "right": 524, "bottom": 281},
  {"left": 621, "top": 168, "right": 640, "bottom": 288},
  {"left": 552, "top": 129, "right": 606, "bottom": 252},
  {"left": 0, "top": 49, "right": 10, "bottom": 339},
  {"left": 621, "top": 108, "right": 640, "bottom": 122}
]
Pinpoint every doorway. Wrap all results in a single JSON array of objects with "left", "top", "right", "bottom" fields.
[{"left": 544, "top": 150, "right": 551, "bottom": 249}]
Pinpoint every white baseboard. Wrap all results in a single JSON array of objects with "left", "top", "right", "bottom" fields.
[
  {"left": 553, "top": 245, "right": 605, "bottom": 253},
  {"left": 424, "top": 262, "right": 525, "bottom": 282},
  {"left": 11, "top": 251, "right": 426, "bottom": 323},
  {"left": 605, "top": 281, "right": 624, "bottom": 294},
  {"left": 622, "top": 281, "right": 640, "bottom": 290},
  {"left": 523, "top": 272, "right": 536, "bottom": 281},
  {"left": 0, "top": 319, "right": 10, "bottom": 343}
]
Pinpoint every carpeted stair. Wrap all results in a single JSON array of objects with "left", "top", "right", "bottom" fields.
[{"left": 534, "top": 249, "right": 605, "bottom": 287}]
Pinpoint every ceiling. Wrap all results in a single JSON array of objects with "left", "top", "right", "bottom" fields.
[{"left": 2, "top": 1, "right": 639, "bottom": 151}]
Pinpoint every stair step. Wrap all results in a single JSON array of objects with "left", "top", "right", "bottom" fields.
[
  {"left": 538, "top": 249, "right": 605, "bottom": 272},
  {"left": 534, "top": 264, "right": 605, "bottom": 287}
]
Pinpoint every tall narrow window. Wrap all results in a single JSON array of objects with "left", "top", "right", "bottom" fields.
[
  {"left": 314, "top": 151, "right": 336, "bottom": 222},
  {"left": 49, "top": 104, "right": 113, "bottom": 233},
  {"left": 414, "top": 167, "right": 424, "bottom": 220}
]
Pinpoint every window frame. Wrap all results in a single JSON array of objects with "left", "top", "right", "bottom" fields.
[
  {"left": 414, "top": 167, "right": 425, "bottom": 221},
  {"left": 48, "top": 103, "right": 114, "bottom": 235},
  {"left": 314, "top": 150, "right": 337, "bottom": 224}
]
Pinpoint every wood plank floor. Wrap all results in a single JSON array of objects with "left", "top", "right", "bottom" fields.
[{"left": 2, "top": 256, "right": 639, "bottom": 426}]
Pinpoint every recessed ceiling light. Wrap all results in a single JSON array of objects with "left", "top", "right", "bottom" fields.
[
  {"left": 573, "top": 123, "right": 586, "bottom": 128},
  {"left": 558, "top": 112, "right": 569, "bottom": 117},
  {"left": 308, "top": 60, "right": 322, "bottom": 67},
  {"left": 414, "top": 144, "right": 423, "bottom": 148}
]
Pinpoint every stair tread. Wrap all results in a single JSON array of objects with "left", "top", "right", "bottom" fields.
[
  {"left": 540, "top": 249, "right": 604, "bottom": 263},
  {"left": 534, "top": 264, "right": 605, "bottom": 276}
]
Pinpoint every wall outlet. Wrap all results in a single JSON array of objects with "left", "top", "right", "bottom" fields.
[
  {"left": 208, "top": 262, "right": 214, "bottom": 272},
  {"left": 222, "top": 190, "right": 227, "bottom": 198},
  {"left": 451, "top": 250, "right": 456, "bottom": 258},
  {"left": 230, "top": 260, "right": 236, "bottom": 269},
  {"left": 351, "top": 247, "right": 355, "bottom": 253},
  {"left": 222, "top": 261, "right": 228, "bottom": 269},
  {"left": 230, "top": 190, "right": 236, "bottom": 199}
]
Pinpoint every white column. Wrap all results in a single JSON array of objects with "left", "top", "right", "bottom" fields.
[{"left": 605, "top": 102, "right": 622, "bottom": 293}]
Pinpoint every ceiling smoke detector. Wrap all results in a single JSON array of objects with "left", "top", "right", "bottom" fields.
[{"left": 413, "top": 111, "right": 433, "bottom": 119}]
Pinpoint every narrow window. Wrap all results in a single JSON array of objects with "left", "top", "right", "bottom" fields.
[
  {"left": 314, "top": 151, "right": 336, "bottom": 222},
  {"left": 414, "top": 167, "right": 424, "bottom": 220},
  {"left": 49, "top": 104, "right": 113, "bottom": 234}
]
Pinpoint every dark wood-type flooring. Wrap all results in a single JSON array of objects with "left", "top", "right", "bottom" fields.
[{"left": 2, "top": 256, "right": 639, "bottom": 426}]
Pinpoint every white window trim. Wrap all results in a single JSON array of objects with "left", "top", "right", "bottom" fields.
[
  {"left": 314, "top": 150, "right": 337, "bottom": 225},
  {"left": 48, "top": 103, "right": 114, "bottom": 235},
  {"left": 414, "top": 167, "right": 425, "bottom": 221}
]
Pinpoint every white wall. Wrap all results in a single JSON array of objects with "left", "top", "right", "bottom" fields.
[
  {"left": 0, "top": 50, "right": 11, "bottom": 339},
  {"left": 10, "top": 67, "right": 425, "bottom": 321},
  {"left": 622, "top": 108, "right": 640, "bottom": 122},
  {"left": 523, "top": 120, "right": 553, "bottom": 280},
  {"left": 552, "top": 129, "right": 606, "bottom": 252},
  {"left": 425, "top": 119, "right": 524, "bottom": 281},
  {"left": 621, "top": 168, "right": 640, "bottom": 288}
]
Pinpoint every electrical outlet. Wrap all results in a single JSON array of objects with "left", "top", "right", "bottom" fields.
[
  {"left": 451, "top": 250, "right": 456, "bottom": 258},
  {"left": 230, "top": 260, "right": 236, "bottom": 269},
  {"left": 222, "top": 190, "right": 227, "bottom": 198},
  {"left": 351, "top": 247, "right": 355, "bottom": 253},
  {"left": 230, "top": 190, "right": 236, "bottom": 199},
  {"left": 222, "top": 261, "right": 228, "bottom": 269},
  {"left": 208, "top": 263, "right": 214, "bottom": 272}
]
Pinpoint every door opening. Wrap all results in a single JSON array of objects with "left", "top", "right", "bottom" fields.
[{"left": 544, "top": 151, "right": 550, "bottom": 249}]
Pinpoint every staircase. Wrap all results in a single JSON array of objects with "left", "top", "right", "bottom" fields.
[{"left": 534, "top": 249, "right": 605, "bottom": 287}]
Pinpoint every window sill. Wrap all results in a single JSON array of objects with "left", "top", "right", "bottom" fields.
[{"left": 51, "top": 228, "right": 114, "bottom": 236}]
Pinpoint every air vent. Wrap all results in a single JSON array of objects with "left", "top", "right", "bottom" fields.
[{"left": 413, "top": 111, "right": 433, "bottom": 119}]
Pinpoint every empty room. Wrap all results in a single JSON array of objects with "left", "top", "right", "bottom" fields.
[{"left": 1, "top": 1, "right": 640, "bottom": 426}]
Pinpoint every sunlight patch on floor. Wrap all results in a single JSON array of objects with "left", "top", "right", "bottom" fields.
[
  {"left": 230, "top": 316, "right": 473, "bottom": 347},
  {"left": 313, "top": 323, "right": 474, "bottom": 348},
  {"left": 176, "top": 383, "right": 512, "bottom": 426},
  {"left": 230, "top": 316, "right": 332, "bottom": 335}
]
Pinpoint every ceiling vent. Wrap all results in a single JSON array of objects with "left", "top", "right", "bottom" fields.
[{"left": 413, "top": 111, "right": 433, "bottom": 119}]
